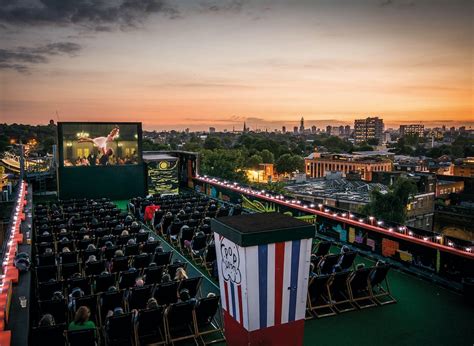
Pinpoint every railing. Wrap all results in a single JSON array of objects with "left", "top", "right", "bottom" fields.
[{"left": 195, "top": 175, "right": 474, "bottom": 259}]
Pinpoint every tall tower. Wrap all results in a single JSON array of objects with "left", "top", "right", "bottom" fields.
[
  {"left": 243, "top": 122, "right": 247, "bottom": 133},
  {"left": 299, "top": 116, "right": 304, "bottom": 133}
]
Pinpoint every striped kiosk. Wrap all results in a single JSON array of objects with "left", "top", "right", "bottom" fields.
[{"left": 212, "top": 212, "right": 314, "bottom": 345}]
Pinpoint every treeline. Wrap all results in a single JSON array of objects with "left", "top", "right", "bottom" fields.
[{"left": 0, "top": 123, "right": 56, "bottom": 154}]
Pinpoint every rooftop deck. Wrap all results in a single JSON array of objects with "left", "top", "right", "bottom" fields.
[{"left": 114, "top": 200, "right": 474, "bottom": 346}]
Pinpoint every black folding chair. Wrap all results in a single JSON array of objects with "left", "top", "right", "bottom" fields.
[
  {"left": 369, "top": 264, "right": 396, "bottom": 305},
  {"left": 143, "top": 266, "right": 164, "bottom": 286},
  {"left": 202, "top": 244, "right": 216, "bottom": 275},
  {"left": 85, "top": 260, "right": 106, "bottom": 277},
  {"left": 67, "top": 276, "right": 91, "bottom": 296},
  {"left": 135, "top": 307, "right": 166, "bottom": 345},
  {"left": 178, "top": 277, "right": 202, "bottom": 298},
  {"left": 142, "top": 240, "right": 160, "bottom": 254},
  {"left": 127, "top": 285, "right": 154, "bottom": 311},
  {"left": 99, "top": 290, "right": 125, "bottom": 326},
  {"left": 37, "top": 265, "right": 58, "bottom": 282},
  {"left": 105, "top": 312, "right": 135, "bottom": 346},
  {"left": 61, "top": 262, "right": 81, "bottom": 280},
  {"left": 153, "top": 252, "right": 173, "bottom": 267},
  {"left": 327, "top": 271, "right": 355, "bottom": 313},
  {"left": 118, "top": 270, "right": 139, "bottom": 290},
  {"left": 59, "top": 251, "right": 78, "bottom": 264},
  {"left": 313, "top": 241, "right": 332, "bottom": 256},
  {"left": 93, "top": 273, "right": 116, "bottom": 294},
  {"left": 348, "top": 267, "right": 377, "bottom": 309},
  {"left": 194, "top": 296, "right": 225, "bottom": 344},
  {"left": 167, "top": 262, "right": 187, "bottom": 279},
  {"left": 39, "top": 298, "right": 68, "bottom": 324},
  {"left": 38, "top": 280, "right": 64, "bottom": 300},
  {"left": 31, "top": 323, "right": 66, "bottom": 346},
  {"left": 165, "top": 301, "right": 197, "bottom": 344},
  {"left": 131, "top": 254, "right": 151, "bottom": 270},
  {"left": 306, "top": 275, "right": 336, "bottom": 318},
  {"left": 318, "top": 254, "right": 341, "bottom": 275},
  {"left": 154, "top": 281, "right": 179, "bottom": 306},
  {"left": 67, "top": 328, "right": 97, "bottom": 346},
  {"left": 38, "top": 253, "right": 56, "bottom": 266},
  {"left": 124, "top": 244, "right": 139, "bottom": 256},
  {"left": 73, "top": 294, "right": 99, "bottom": 324},
  {"left": 111, "top": 256, "right": 129, "bottom": 273},
  {"left": 339, "top": 251, "right": 357, "bottom": 271}
]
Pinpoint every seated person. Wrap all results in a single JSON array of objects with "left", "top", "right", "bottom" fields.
[
  {"left": 337, "top": 245, "right": 350, "bottom": 265},
  {"left": 174, "top": 267, "right": 188, "bottom": 281},
  {"left": 68, "top": 306, "right": 96, "bottom": 333},
  {"left": 178, "top": 289, "right": 196, "bottom": 306},
  {"left": 38, "top": 313, "right": 55, "bottom": 327},
  {"left": 146, "top": 297, "right": 159, "bottom": 309}
]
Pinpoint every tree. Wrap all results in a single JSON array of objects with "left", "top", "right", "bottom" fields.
[
  {"left": 367, "top": 138, "right": 379, "bottom": 146},
  {"left": 275, "top": 154, "right": 304, "bottom": 175},
  {"left": 246, "top": 154, "right": 263, "bottom": 169},
  {"left": 199, "top": 149, "right": 248, "bottom": 183},
  {"left": 260, "top": 149, "right": 274, "bottom": 164},
  {"left": 361, "top": 178, "right": 417, "bottom": 223},
  {"left": 203, "top": 136, "right": 222, "bottom": 150},
  {"left": 0, "top": 134, "right": 10, "bottom": 153},
  {"left": 323, "top": 136, "right": 353, "bottom": 153}
]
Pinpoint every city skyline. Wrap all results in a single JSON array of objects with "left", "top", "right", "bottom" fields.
[{"left": 1, "top": 0, "right": 472, "bottom": 130}]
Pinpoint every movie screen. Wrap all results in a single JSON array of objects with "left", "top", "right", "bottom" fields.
[{"left": 61, "top": 123, "right": 139, "bottom": 167}]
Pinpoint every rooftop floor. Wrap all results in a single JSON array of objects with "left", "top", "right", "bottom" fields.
[{"left": 304, "top": 246, "right": 473, "bottom": 346}]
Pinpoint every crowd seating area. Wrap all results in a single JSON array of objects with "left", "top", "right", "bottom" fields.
[
  {"left": 129, "top": 194, "right": 243, "bottom": 278},
  {"left": 31, "top": 198, "right": 224, "bottom": 345},
  {"left": 307, "top": 241, "right": 397, "bottom": 318},
  {"left": 132, "top": 193, "right": 397, "bottom": 323}
]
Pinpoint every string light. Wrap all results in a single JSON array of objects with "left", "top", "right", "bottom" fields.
[{"left": 198, "top": 176, "right": 474, "bottom": 255}]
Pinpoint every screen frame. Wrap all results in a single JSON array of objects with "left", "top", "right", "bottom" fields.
[{"left": 57, "top": 121, "right": 143, "bottom": 168}]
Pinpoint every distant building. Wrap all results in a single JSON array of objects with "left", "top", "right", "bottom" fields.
[
  {"left": 293, "top": 126, "right": 298, "bottom": 133},
  {"left": 305, "top": 149, "right": 392, "bottom": 181},
  {"left": 453, "top": 157, "right": 474, "bottom": 177},
  {"left": 371, "top": 171, "right": 436, "bottom": 231},
  {"left": 400, "top": 124, "right": 424, "bottom": 137},
  {"left": 354, "top": 117, "right": 384, "bottom": 144},
  {"left": 394, "top": 155, "right": 428, "bottom": 172},
  {"left": 338, "top": 125, "right": 344, "bottom": 136},
  {"left": 282, "top": 126, "right": 286, "bottom": 133},
  {"left": 285, "top": 178, "right": 388, "bottom": 213},
  {"left": 299, "top": 117, "right": 305, "bottom": 133},
  {"left": 344, "top": 125, "right": 351, "bottom": 136},
  {"left": 311, "top": 125, "right": 317, "bottom": 133},
  {"left": 436, "top": 180, "right": 464, "bottom": 197},
  {"left": 243, "top": 122, "right": 248, "bottom": 133},
  {"left": 326, "top": 125, "right": 332, "bottom": 136},
  {"left": 209, "top": 127, "right": 216, "bottom": 133}
]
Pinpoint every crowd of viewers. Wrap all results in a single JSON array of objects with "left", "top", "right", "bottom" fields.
[
  {"left": 32, "top": 198, "right": 223, "bottom": 345},
  {"left": 128, "top": 194, "right": 243, "bottom": 277}
]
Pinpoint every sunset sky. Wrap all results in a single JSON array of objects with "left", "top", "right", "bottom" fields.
[{"left": 0, "top": 0, "right": 472, "bottom": 130}]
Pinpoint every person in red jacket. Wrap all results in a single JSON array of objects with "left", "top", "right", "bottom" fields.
[{"left": 144, "top": 204, "right": 160, "bottom": 225}]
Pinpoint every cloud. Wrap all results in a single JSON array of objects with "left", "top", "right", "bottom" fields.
[
  {"left": 199, "top": 0, "right": 245, "bottom": 13},
  {"left": 379, "top": 0, "right": 415, "bottom": 8},
  {"left": 0, "top": 0, "right": 179, "bottom": 29},
  {"left": 0, "top": 41, "right": 81, "bottom": 73}
]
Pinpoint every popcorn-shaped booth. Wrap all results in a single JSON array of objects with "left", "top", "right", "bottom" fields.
[{"left": 212, "top": 213, "right": 314, "bottom": 346}]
